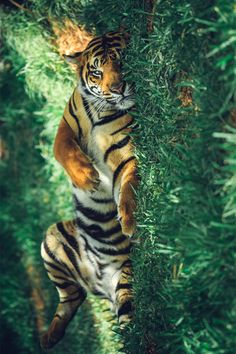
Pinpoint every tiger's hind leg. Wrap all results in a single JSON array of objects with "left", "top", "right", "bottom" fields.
[
  {"left": 40, "top": 284, "right": 86, "bottom": 349},
  {"left": 40, "top": 221, "right": 86, "bottom": 349},
  {"left": 115, "top": 260, "right": 134, "bottom": 328}
]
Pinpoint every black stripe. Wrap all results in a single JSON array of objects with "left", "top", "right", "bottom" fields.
[
  {"left": 43, "top": 241, "right": 75, "bottom": 280},
  {"left": 80, "top": 74, "right": 93, "bottom": 97},
  {"left": 116, "top": 259, "right": 132, "bottom": 271},
  {"left": 81, "top": 95, "right": 94, "bottom": 125},
  {"left": 94, "top": 49, "right": 105, "bottom": 57},
  {"left": 111, "top": 117, "right": 134, "bottom": 135},
  {"left": 93, "top": 110, "right": 127, "bottom": 127},
  {"left": 90, "top": 196, "right": 114, "bottom": 204},
  {"left": 104, "top": 135, "right": 130, "bottom": 162},
  {"left": 106, "top": 35, "right": 122, "bottom": 42},
  {"left": 52, "top": 281, "right": 74, "bottom": 289},
  {"left": 76, "top": 218, "right": 124, "bottom": 245},
  {"left": 86, "top": 38, "right": 102, "bottom": 51},
  {"left": 108, "top": 42, "right": 122, "bottom": 48},
  {"left": 116, "top": 283, "right": 132, "bottom": 291},
  {"left": 73, "top": 52, "right": 82, "bottom": 57},
  {"left": 118, "top": 300, "right": 133, "bottom": 318},
  {"left": 121, "top": 270, "right": 132, "bottom": 276},
  {"left": 93, "top": 234, "right": 127, "bottom": 246},
  {"left": 79, "top": 233, "right": 101, "bottom": 258},
  {"left": 74, "top": 196, "right": 117, "bottom": 223},
  {"left": 62, "top": 243, "right": 90, "bottom": 287},
  {"left": 60, "top": 289, "right": 78, "bottom": 299},
  {"left": 96, "top": 260, "right": 109, "bottom": 271},
  {"left": 72, "top": 90, "right": 78, "bottom": 111},
  {"left": 56, "top": 222, "right": 80, "bottom": 255},
  {"left": 92, "top": 289, "right": 107, "bottom": 297},
  {"left": 112, "top": 156, "right": 135, "bottom": 193},
  {"left": 54, "top": 314, "right": 62, "bottom": 319},
  {"left": 63, "top": 115, "right": 72, "bottom": 129},
  {"left": 92, "top": 44, "right": 104, "bottom": 53},
  {"left": 80, "top": 234, "right": 101, "bottom": 265},
  {"left": 43, "top": 260, "right": 70, "bottom": 278},
  {"left": 85, "top": 71, "right": 89, "bottom": 83},
  {"left": 95, "top": 244, "right": 131, "bottom": 256},
  {"left": 76, "top": 217, "right": 121, "bottom": 239},
  {"left": 60, "top": 294, "right": 85, "bottom": 304},
  {"left": 68, "top": 97, "right": 82, "bottom": 138},
  {"left": 49, "top": 274, "right": 69, "bottom": 282}
]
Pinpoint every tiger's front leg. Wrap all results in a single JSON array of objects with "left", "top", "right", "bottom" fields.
[
  {"left": 115, "top": 158, "right": 138, "bottom": 237},
  {"left": 115, "top": 260, "right": 133, "bottom": 327},
  {"left": 40, "top": 221, "right": 86, "bottom": 349},
  {"left": 54, "top": 118, "right": 100, "bottom": 191},
  {"left": 118, "top": 180, "right": 137, "bottom": 236}
]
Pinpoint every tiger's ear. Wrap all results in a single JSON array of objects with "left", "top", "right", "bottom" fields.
[{"left": 63, "top": 52, "right": 83, "bottom": 65}]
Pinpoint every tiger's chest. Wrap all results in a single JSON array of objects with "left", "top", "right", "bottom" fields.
[{"left": 85, "top": 127, "right": 116, "bottom": 194}]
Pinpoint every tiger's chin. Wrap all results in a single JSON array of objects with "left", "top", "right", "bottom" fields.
[
  {"left": 105, "top": 94, "right": 135, "bottom": 111},
  {"left": 115, "top": 97, "right": 135, "bottom": 111}
]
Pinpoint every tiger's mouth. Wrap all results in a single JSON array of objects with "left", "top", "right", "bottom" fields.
[
  {"left": 106, "top": 83, "right": 135, "bottom": 110},
  {"left": 111, "top": 94, "right": 135, "bottom": 110}
]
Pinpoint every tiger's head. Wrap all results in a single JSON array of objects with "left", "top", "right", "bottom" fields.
[{"left": 64, "top": 31, "right": 134, "bottom": 111}]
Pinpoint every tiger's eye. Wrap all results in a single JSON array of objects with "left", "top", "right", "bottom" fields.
[{"left": 91, "top": 70, "right": 102, "bottom": 77}]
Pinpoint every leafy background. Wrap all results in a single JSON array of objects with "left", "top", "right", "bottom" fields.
[{"left": 0, "top": 0, "right": 236, "bottom": 353}]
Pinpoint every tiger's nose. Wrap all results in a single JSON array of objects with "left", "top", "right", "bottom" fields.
[{"left": 110, "top": 82, "right": 124, "bottom": 94}]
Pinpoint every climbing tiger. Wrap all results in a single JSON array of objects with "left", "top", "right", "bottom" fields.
[{"left": 40, "top": 30, "right": 138, "bottom": 349}]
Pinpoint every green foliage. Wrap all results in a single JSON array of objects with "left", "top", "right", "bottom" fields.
[
  {"left": 122, "top": 1, "right": 236, "bottom": 353},
  {"left": 0, "top": 57, "right": 50, "bottom": 353},
  {"left": 1, "top": 0, "right": 236, "bottom": 353}
]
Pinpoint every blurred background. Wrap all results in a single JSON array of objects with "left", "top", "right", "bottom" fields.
[{"left": 0, "top": 1, "right": 235, "bottom": 353}]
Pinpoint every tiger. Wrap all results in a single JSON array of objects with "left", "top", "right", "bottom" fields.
[{"left": 40, "top": 30, "right": 138, "bottom": 350}]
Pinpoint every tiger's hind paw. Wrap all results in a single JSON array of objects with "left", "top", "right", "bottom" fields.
[{"left": 40, "top": 318, "right": 65, "bottom": 350}]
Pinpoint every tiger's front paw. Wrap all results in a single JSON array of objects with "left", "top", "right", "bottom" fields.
[
  {"left": 66, "top": 156, "right": 100, "bottom": 191},
  {"left": 118, "top": 199, "right": 136, "bottom": 237}
]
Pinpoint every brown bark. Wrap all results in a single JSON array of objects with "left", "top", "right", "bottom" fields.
[
  {"left": 146, "top": 0, "right": 157, "bottom": 33},
  {"left": 26, "top": 263, "right": 46, "bottom": 336}
]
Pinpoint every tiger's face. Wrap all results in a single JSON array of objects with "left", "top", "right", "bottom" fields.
[{"left": 65, "top": 31, "right": 134, "bottom": 111}]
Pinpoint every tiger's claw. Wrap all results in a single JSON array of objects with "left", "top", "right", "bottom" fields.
[{"left": 90, "top": 177, "right": 101, "bottom": 194}]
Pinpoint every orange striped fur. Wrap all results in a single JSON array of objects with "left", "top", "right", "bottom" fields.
[{"left": 41, "top": 31, "right": 137, "bottom": 349}]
